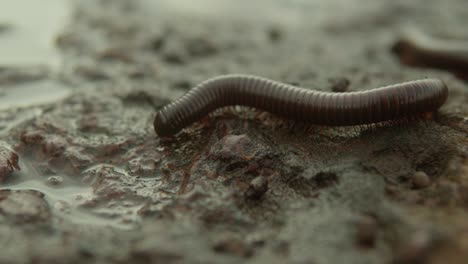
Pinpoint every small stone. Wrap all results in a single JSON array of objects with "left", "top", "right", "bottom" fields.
[
  {"left": 355, "top": 215, "right": 378, "bottom": 248},
  {"left": 54, "top": 200, "right": 71, "bottom": 213},
  {"left": 244, "top": 176, "right": 268, "bottom": 200},
  {"left": 412, "top": 171, "right": 431, "bottom": 189},
  {"left": 216, "top": 134, "right": 253, "bottom": 160},
  {"left": 47, "top": 176, "right": 63, "bottom": 186}
]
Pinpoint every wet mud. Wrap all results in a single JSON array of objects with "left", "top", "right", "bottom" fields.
[{"left": 0, "top": 0, "right": 467, "bottom": 263}]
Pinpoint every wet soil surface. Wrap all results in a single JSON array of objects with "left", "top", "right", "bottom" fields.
[{"left": 0, "top": 0, "right": 467, "bottom": 263}]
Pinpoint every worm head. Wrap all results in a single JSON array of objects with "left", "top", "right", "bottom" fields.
[{"left": 154, "top": 111, "right": 178, "bottom": 137}]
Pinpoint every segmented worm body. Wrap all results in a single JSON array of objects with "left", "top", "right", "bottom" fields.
[
  {"left": 154, "top": 75, "right": 448, "bottom": 137},
  {"left": 392, "top": 28, "right": 468, "bottom": 79}
]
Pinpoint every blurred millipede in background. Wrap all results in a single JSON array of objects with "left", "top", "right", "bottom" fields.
[
  {"left": 154, "top": 74, "right": 448, "bottom": 137},
  {"left": 392, "top": 28, "right": 468, "bottom": 80}
]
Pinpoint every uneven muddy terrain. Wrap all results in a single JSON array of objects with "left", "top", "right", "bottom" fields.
[{"left": 0, "top": 0, "right": 467, "bottom": 263}]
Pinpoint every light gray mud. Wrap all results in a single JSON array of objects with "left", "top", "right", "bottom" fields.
[{"left": 0, "top": 0, "right": 467, "bottom": 263}]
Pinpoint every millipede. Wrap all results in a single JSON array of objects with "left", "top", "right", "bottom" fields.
[
  {"left": 392, "top": 28, "right": 468, "bottom": 80},
  {"left": 154, "top": 74, "right": 448, "bottom": 137}
]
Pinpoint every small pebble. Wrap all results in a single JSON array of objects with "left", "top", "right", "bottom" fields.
[
  {"left": 244, "top": 176, "right": 268, "bottom": 200},
  {"left": 215, "top": 134, "right": 254, "bottom": 160},
  {"left": 412, "top": 171, "right": 431, "bottom": 189},
  {"left": 47, "top": 176, "right": 63, "bottom": 186}
]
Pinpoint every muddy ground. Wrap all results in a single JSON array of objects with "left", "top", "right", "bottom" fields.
[{"left": 0, "top": 0, "right": 467, "bottom": 263}]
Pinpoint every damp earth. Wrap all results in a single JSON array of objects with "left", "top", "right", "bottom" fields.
[{"left": 0, "top": 0, "right": 467, "bottom": 263}]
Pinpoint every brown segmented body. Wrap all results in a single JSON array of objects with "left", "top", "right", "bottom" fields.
[{"left": 154, "top": 74, "right": 448, "bottom": 137}]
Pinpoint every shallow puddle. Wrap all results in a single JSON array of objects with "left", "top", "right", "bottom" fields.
[
  {"left": 0, "top": 0, "right": 70, "bottom": 68},
  {"left": 0, "top": 79, "right": 71, "bottom": 110},
  {"left": 0, "top": 159, "right": 141, "bottom": 230}
]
